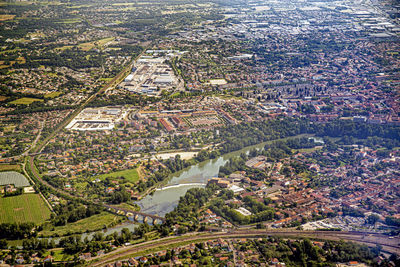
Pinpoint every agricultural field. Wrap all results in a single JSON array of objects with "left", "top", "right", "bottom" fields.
[
  {"left": 0, "top": 14, "right": 15, "bottom": 21},
  {"left": 78, "top": 37, "right": 115, "bottom": 51},
  {"left": 0, "top": 164, "right": 21, "bottom": 172},
  {"left": 55, "top": 45, "right": 73, "bottom": 51},
  {"left": 96, "top": 168, "right": 140, "bottom": 184},
  {"left": 0, "top": 60, "right": 10, "bottom": 69},
  {"left": 9, "top": 97, "right": 44, "bottom": 105},
  {"left": 0, "top": 171, "right": 30, "bottom": 187},
  {"left": 0, "top": 194, "right": 51, "bottom": 224},
  {"left": 56, "top": 18, "right": 81, "bottom": 24},
  {"left": 0, "top": 48, "right": 20, "bottom": 55},
  {"left": 39, "top": 212, "right": 123, "bottom": 237},
  {"left": 16, "top": 56, "right": 25, "bottom": 64}
]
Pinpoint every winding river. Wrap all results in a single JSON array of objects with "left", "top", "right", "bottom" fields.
[
  {"left": 41, "top": 134, "right": 311, "bottom": 244},
  {"left": 135, "top": 138, "right": 288, "bottom": 216}
]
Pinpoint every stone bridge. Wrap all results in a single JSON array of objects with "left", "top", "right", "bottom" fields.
[{"left": 104, "top": 205, "right": 165, "bottom": 224}]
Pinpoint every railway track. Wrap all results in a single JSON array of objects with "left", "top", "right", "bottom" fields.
[{"left": 89, "top": 230, "right": 400, "bottom": 266}]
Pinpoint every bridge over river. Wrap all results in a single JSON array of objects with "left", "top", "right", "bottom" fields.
[
  {"left": 28, "top": 157, "right": 165, "bottom": 225},
  {"left": 104, "top": 205, "right": 165, "bottom": 224}
]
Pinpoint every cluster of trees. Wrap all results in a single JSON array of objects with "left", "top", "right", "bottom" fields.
[
  {"left": 385, "top": 216, "right": 400, "bottom": 227},
  {"left": 165, "top": 185, "right": 218, "bottom": 226},
  {"left": 4, "top": 187, "right": 23, "bottom": 197},
  {"left": 0, "top": 222, "right": 36, "bottom": 239},
  {"left": 59, "top": 235, "right": 96, "bottom": 255},
  {"left": 209, "top": 195, "right": 275, "bottom": 225},
  {"left": 219, "top": 155, "right": 246, "bottom": 177},
  {"left": 109, "top": 186, "right": 131, "bottom": 204},
  {"left": 342, "top": 206, "right": 365, "bottom": 218},
  {"left": 300, "top": 104, "right": 316, "bottom": 114},
  {"left": 5, "top": 222, "right": 156, "bottom": 256},
  {"left": 88, "top": 93, "right": 158, "bottom": 108},
  {"left": 243, "top": 196, "right": 274, "bottom": 219},
  {"left": 254, "top": 237, "right": 381, "bottom": 266},
  {"left": 6, "top": 103, "right": 75, "bottom": 116},
  {"left": 163, "top": 155, "right": 188, "bottom": 173},
  {"left": 323, "top": 240, "right": 379, "bottom": 263},
  {"left": 218, "top": 137, "right": 317, "bottom": 177},
  {"left": 51, "top": 203, "right": 102, "bottom": 226},
  {"left": 22, "top": 238, "right": 56, "bottom": 251},
  {"left": 315, "top": 120, "right": 399, "bottom": 141},
  {"left": 210, "top": 198, "right": 251, "bottom": 224},
  {"left": 217, "top": 118, "right": 313, "bottom": 155},
  {"left": 58, "top": 223, "right": 157, "bottom": 255},
  {"left": 31, "top": 50, "right": 105, "bottom": 70}
]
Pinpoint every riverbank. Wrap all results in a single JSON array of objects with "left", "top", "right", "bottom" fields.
[
  {"left": 31, "top": 133, "right": 313, "bottom": 241},
  {"left": 135, "top": 134, "right": 313, "bottom": 217}
]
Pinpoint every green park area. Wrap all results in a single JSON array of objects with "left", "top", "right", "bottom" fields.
[
  {"left": 42, "top": 249, "right": 74, "bottom": 262},
  {"left": 44, "top": 92, "right": 61, "bottom": 98},
  {"left": 0, "top": 194, "right": 51, "bottom": 224},
  {"left": 39, "top": 212, "right": 123, "bottom": 237},
  {"left": 97, "top": 168, "right": 140, "bottom": 184}
]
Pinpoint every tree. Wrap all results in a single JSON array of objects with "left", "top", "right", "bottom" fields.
[
  {"left": 0, "top": 239, "right": 7, "bottom": 249},
  {"left": 366, "top": 214, "right": 379, "bottom": 225}
]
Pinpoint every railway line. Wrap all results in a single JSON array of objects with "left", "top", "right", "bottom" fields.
[{"left": 89, "top": 230, "right": 400, "bottom": 266}]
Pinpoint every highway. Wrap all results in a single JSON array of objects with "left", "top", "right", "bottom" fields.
[{"left": 89, "top": 230, "right": 400, "bottom": 266}]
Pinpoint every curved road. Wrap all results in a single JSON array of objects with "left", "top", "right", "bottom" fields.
[
  {"left": 25, "top": 49, "right": 149, "bottom": 207},
  {"left": 89, "top": 230, "right": 400, "bottom": 266},
  {"left": 29, "top": 157, "right": 161, "bottom": 221}
]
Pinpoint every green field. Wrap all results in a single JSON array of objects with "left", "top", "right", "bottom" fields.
[
  {"left": 115, "top": 202, "right": 140, "bottom": 211},
  {"left": 0, "top": 194, "right": 51, "bottom": 224},
  {"left": 43, "top": 249, "right": 74, "bottom": 261},
  {"left": 9, "top": 97, "right": 44, "bottom": 105},
  {"left": 56, "top": 18, "right": 81, "bottom": 24},
  {"left": 44, "top": 91, "right": 61, "bottom": 98},
  {"left": 292, "top": 146, "right": 323, "bottom": 153},
  {"left": 99, "top": 77, "right": 113, "bottom": 82},
  {"left": 39, "top": 212, "right": 123, "bottom": 237},
  {"left": 78, "top": 37, "right": 115, "bottom": 51},
  {"left": 97, "top": 168, "right": 140, "bottom": 184}
]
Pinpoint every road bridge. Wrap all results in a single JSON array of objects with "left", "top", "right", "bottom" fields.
[{"left": 29, "top": 157, "right": 166, "bottom": 224}]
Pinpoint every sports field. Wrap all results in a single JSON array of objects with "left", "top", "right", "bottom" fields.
[{"left": 0, "top": 194, "right": 51, "bottom": 224}]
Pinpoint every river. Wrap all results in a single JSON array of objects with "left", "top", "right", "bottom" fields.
[
  {"left": 134, "top": 136, "right": 299, "bottom": 216},
  {"left": 40, "top": 134, "right": 311, "bottom": 244}
]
